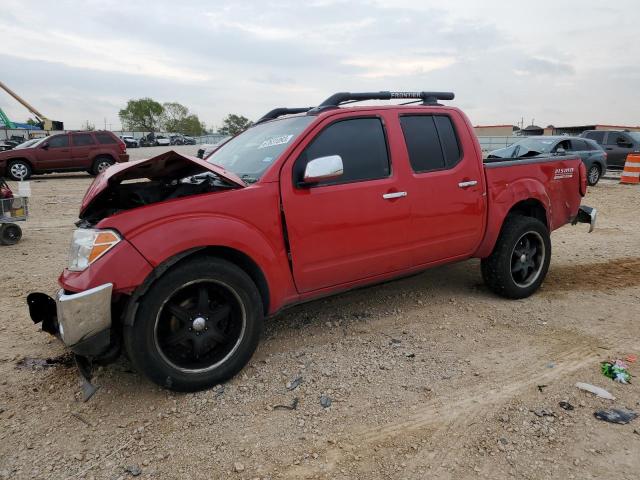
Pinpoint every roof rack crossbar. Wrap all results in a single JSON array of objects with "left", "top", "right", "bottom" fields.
[
  {"left": 317, "top": 91, "right": 454, "bottom": 108},
  {"left": 255, "top": 107, "right": 314, "bottom": 124}
]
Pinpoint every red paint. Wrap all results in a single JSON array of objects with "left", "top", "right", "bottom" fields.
[{"left": 58, "top": 105, "right": 587, "bottom": 315}]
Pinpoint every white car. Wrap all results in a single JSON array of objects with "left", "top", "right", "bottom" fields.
[{"left": 154, "top": 135, "right": 171, "bottom": 146}]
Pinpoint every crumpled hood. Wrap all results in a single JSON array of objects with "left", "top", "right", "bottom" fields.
[{"left": 80, "top": 150, "right": 246, "bottom": 216}]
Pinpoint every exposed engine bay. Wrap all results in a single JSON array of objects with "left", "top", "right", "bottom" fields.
[{"left": 78, "top": 152, "right": 246, "bottom": 227}]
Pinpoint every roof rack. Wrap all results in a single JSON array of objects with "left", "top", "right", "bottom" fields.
[
  {"left": 255, "top": 107, "right": 314, "bottom": 125},
  {"left": 311, "top": 91, "right": 454, "bottom": 113}
]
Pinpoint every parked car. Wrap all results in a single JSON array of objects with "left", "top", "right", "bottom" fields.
[
  {"left": 155, "top": 135, "right": 170, "bottom": 146},
  {"left": 139, "top": 133, "right": 171, "bottom": 147},
  {"left": 182, "top": 135, "right": 196, "bottom": 145},
  {"left": 169, "top": 134, "right": 185, "bottom": 145},
  {"left": 27, "top": 91, "right": 595, "bottom": 392},
  {"left": 0, "top": 131, "right": 129, "bottom": 180},
  {"left": 197, "top": 139, "right": 229, "bottom": 159},
  {"left": 119, "top": 135, "right": 139, "bottom": 148},
  {"left": 488, "top": 136, "right": 607, "bottom": 185},
  {"left": 580, "top": 130, "right": 640, "bottom": 168}
]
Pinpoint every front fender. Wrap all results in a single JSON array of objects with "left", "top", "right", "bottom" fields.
[
  {"left": 123, "top": 214, "right": 294, "bottom": 314},
  {"left": 474, "top": 177, "right": 551, "bottom": 258}
]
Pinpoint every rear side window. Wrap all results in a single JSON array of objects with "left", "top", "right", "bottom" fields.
[
  {"left": 569, "top": 139, "right": 588, "bottom": 151},
  {"left": 95, "top": 132, "right": 117, "bottom": 144},
  {"left": 585, "top": 131, "right": 605, "bottom": 144},
  {"left": 295, "top": 118, "right": 390, "bottom": 186},
  {"left": 400, "top": 115, "right": 461, "bottom": 173},
  {"left": 48, "top": 135, "right": 69, "bottom": 148},
  {"left": 72, "top": 133, "right": 95, "bottom": 146}
]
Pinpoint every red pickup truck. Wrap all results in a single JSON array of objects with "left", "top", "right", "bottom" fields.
[{"left": 27, "top": 91, "right": 596, "bottom": 392}]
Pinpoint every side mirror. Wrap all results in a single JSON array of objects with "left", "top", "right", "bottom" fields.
[
  {"left": 302, "top": 155, "right": 343, "bottom": 186},
  {"left": 555, "top": 147, "right": 566, "bottom": 155},
  {"left": 41, "top": 142, "right": 49, "bottom": 150}
]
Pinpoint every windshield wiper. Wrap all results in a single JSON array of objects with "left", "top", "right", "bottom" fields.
[{"left": 240, "top": 174, "right": 258, "bottom": 184}]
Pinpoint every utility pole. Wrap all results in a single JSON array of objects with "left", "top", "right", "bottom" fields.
[{"left": 104, "top": 118, "right": 107, "bottom": 130}]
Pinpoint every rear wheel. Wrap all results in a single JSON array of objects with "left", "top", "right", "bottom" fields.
[
  {"left": 481, "top": 215, "right": 551, "bottom": 299},
  {"left": 8, "top": 160, "right": 31, "bottom": 181},
  {"left": 124, "top": 257, "right": 263, "bottom": 391},
  {"left": 91, "top": 156, "right": 114, "bottom": 175},
  {"left": 0, "top": 223, "right": 22, "bottom": 245},
  {"left": 587, "top": 165, "right": 601, "bottom": 186}
]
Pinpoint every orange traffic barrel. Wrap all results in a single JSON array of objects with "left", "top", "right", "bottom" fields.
[{"left": 620, "top": 154, "right": 640, "bottom": 185}]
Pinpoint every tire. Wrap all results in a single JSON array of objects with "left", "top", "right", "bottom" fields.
[
  {"left": 91, "top": 156, "right": 114, "bottom": 176},
  {"left": 0, "top": 223, "right": 22, "bottom": 245},
  {"left": 481, "top": 215, "right": 551, "bottom": 299},
  {"left": 124, "top": 257, "right": 263, "bottom": 392},
  {"left": 7, "top": 160, "right": 31, "bottom": 181},
  {"left": 587, "top": 165, "right": 601, "bottom": 186}
]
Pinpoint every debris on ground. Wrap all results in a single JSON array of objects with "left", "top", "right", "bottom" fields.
[
  {"left": 537, "top": 385, "right": 547, "bottom": 393},
  {"left": 286, "top": 376, "right": 303, "bottom": 390},
  {"left": 15, "top": 355, "right": 73, "bottom": 370},
  {"left": 273, "top": 398, "right": 299, "bottom": 411},
  {"left": 594, "top": 408, "right": 638, "bottom": 425},
  {"left": 125, "top": 464, "right": 142, "bottom": 476},
  {"left": 559, "top": 401, "right": 575, "bottom": 411},
  {"left": 531, "top": 408, "right": 555, "bottom": 417},
  {"left": 320, "top": 395, "right": 332, "bottom": 408},
  {"left": 601, "top": 359, "right": 631, "bottom": 384},
  {"left": 575, "top": 382, "right": 615, "bottom": 400},
  {"left": 234, "top": 462, "right": 245, "bottom": 473},
  {"left": 625, "top": 354, "right": 637, "bottom": 364}
]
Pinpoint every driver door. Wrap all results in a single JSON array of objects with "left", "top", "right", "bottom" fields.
[
  {"left": 35, "top": 134, "right": 72, "bottom": 169},
  {"left": 280, "top": 115, "right": 411, "bottom": 293}
]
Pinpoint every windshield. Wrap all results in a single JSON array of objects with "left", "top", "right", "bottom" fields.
[
  {"left": 206, "top": 116, "right": 314, "bottom": 182},
  {"left": 17, "top": 137, "right": 47, "bottom": 149},
  {"left": 627, "top": 132, "right": 640, "bottom": 143}
]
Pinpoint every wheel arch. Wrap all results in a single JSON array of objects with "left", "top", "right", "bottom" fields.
[{"left": 122, "top": 246, "right": 270, "bottom": 326}]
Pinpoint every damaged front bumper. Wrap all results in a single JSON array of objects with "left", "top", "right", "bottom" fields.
[
  {"left": 27, "top": 283, "right": 113, "bottom": 357},
  {"left": 572, "top": 205, "right": 597, "bottom": 233}
]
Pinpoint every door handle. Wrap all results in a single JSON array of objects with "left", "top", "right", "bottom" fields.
[
  {"left": 458, "top": 180, "right": 478, "bottom": 188},
  {"left": 382, "top": 191, "right": 408, "bottom": 200},
  {"left": 605, "top": 147, "right": 613, "bottom": 150}
]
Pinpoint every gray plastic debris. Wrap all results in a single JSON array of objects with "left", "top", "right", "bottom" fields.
[
  {"left": 594, "top": 408, "right": 638, "bottom": 425},
  {"left": 320, "top": 395, "right": 332, "bottom": 408},
  {"left": 559, "top": 401, "right": 574, "bottom": 411},
  {"left": 575, "top": 382, "right": 615, "bottom": 400},
  {"left": 273, "top": 397, "right": 299, "bottom": 411},
  {"left": 125, "top": 464, "right": 142, "bottom": 476},
  {"left": 286, "top": 376, "right": 303, "bottom": 391}
]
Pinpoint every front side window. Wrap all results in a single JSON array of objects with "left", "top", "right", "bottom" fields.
[
  {"left": 294, "top": 117, "right": 390, "bottom": 187},
  {"left": 48, "top": 135, "right": 69, "bottom": 148},
  {"left": 569, "top": 139, "right": 588, "bottom": 151},
  {"left": 400, "top": 115, "right": 461, "bottom": 172},
  {"left": 72, "top": 133, "right": 95, "bottom": 146}
]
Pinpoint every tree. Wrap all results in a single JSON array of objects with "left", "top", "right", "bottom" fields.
[
  {"left": 218, "top": 114, "right": 252, "bottom": 136},
  {"left": 25, "top": 118, "right": 39, "bottom": 126},
  {"left": 177, "top": 114, "right": 206, "bottom": 136},
  {"left": 161, "top": 102, "right": 189, "bottom": 132},
  {"left": 119, "top": 98, "right": 164, "bottom": 132}
]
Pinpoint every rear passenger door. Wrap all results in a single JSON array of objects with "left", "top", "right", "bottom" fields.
[
  {"left": 399, "top": 113, "right": 486, "bottom": 266},
  {"left": 280, "top": 115, "right": 411, "bottom": 293},
  {"left": 71, "top": 133, "right": 96, "bottom": 169}
]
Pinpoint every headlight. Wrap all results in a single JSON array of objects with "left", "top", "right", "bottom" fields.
[{"left": 68, "top": 229, "right": 121, "bottom": 271}]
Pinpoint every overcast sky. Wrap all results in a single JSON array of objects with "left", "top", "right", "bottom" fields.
[{"left": 1, "top": 0, "right": 638, "bottom": 130}]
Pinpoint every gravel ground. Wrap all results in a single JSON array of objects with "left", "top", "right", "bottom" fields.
[{"left": 1, "top": 153, "right": 639, "bottom": 479}]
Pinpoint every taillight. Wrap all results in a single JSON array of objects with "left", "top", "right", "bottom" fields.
[
  {"left": 118, "top": 140, "right": 126, "bottom": 153},
  {"left": 578, "top": 162, "right": 587, "bottom": 196}
]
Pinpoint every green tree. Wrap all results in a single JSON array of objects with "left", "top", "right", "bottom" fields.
[
  {"left": 218, "top": 114, "right": 252, "bottom": 136},
  {"left": 119, "top": 98, "right": 164, "bottom": 132},
  {"left": 161, "top": 102, "right": 189, "bottom": 132},
  {"left": 25, "top": 118, "right": 39, "bottom": 126},
  {"left": 178, "top": 114, "right": 206, "bottom": 136}
]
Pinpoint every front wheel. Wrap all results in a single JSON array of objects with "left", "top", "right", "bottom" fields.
[
  {"left": 587, "top": 165, "right": 601, "bottom": 186},
  {"left": 481, "top": 215, "right": 551, "bottom": 299},
  {"left": 91, "top": 157, "right": 114, "bottom": 175},
  {"left": 0, "top": 223, "right": 22, "bottom": 245},
  {"left": 8, "top": 160, "right": 31, "bottom": 181},
  {"left": 124, "top": 257, "right": 263, "bottom": 391}
]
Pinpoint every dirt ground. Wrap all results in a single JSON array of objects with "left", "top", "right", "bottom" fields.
[{"left": 1, "top": 147, "right": 639, "bottom": 479}]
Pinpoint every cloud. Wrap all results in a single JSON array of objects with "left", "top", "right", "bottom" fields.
[{"left": 0, "top": 0, "right": 638, "bottom": 128}]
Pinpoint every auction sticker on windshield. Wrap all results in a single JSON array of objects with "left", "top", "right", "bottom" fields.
[{"left": 258, "top": 135, "right": 293, "bottom": 149}]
